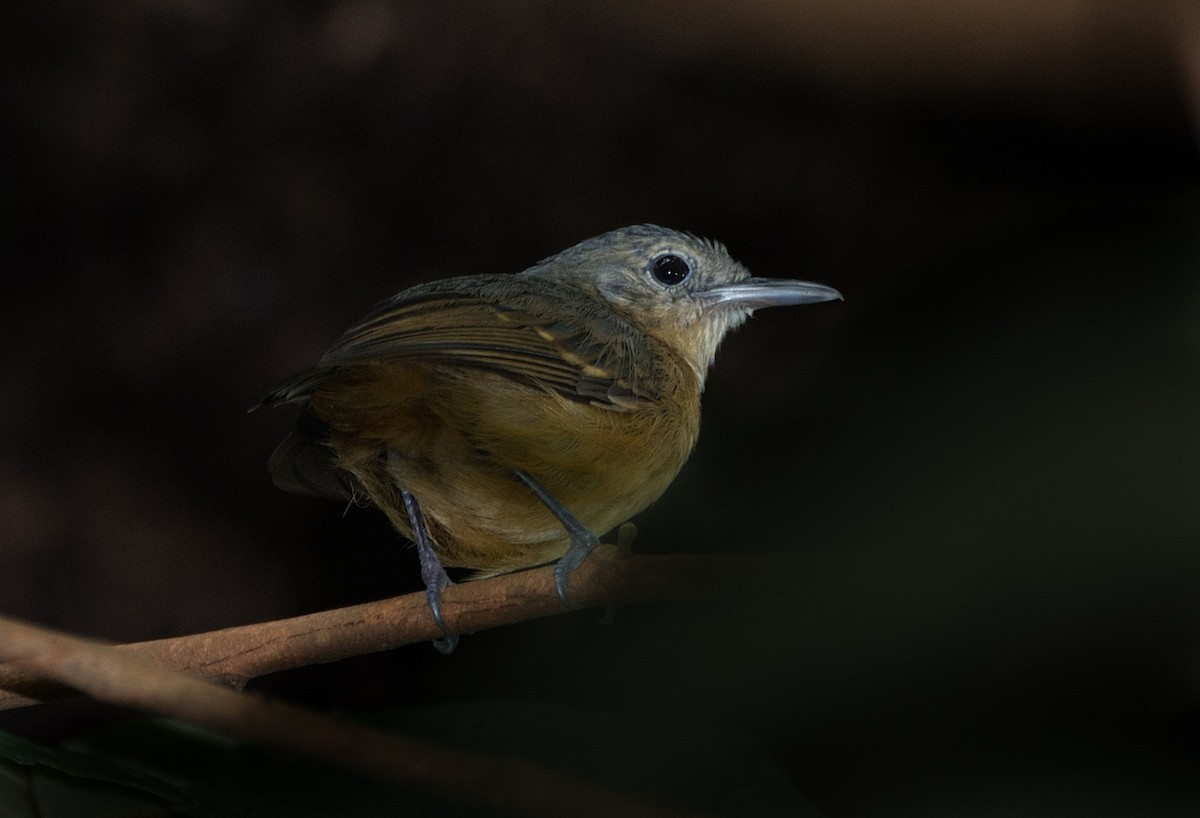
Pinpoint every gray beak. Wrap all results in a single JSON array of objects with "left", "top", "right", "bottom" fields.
[{"left": 702, "top": 278, "right": 843, "bottom": 310}]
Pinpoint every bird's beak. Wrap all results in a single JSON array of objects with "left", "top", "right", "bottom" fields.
[{"left": 701, "top": 278, "right": 843, "bottom": 310}]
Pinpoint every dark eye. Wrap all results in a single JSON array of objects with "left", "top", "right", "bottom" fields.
[{"left": 652, "top": 254, "right": 691, "bottom": 286}]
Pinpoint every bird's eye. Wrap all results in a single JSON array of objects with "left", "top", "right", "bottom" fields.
[{"left": 652, "top": 254, "right": 691, "bottom": 286}]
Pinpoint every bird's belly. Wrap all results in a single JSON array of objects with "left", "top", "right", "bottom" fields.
[{"left": 385, "top": 379, "right": 698, "bottom": 573}]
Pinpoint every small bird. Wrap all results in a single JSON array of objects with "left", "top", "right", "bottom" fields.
[{"left": 260, "top": 225, "right": 840, "bottom": 651}]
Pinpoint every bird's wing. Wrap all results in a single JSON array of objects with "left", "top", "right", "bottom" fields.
[{"left": 262, "top": 276, "right": 660, "bottom": 410}]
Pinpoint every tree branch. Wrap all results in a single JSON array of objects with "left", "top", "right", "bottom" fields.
[{"left": 0, "top": 531, "right": 775, "bottom": 711}]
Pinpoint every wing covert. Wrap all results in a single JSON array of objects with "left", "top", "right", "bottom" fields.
[{"left": 310, "top": 276, "right": 660, "bottom": 409}]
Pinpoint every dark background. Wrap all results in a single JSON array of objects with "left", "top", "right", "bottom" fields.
[{"left": 4, "top": 1, "right": 1200, "bottom": 814}]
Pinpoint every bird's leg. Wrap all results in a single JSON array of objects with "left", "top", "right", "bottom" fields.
[
  {"left": 399, "top": 487, "right": 458, "bottom": 654},
  {"left": 513, "top": 470, "right": 600, "bottom": 609}
]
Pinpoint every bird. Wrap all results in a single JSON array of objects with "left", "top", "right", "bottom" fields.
[{"left": 259, "top": 224, "right": 841, "bottom": 651}]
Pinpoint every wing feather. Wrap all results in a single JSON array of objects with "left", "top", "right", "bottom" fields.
[{"left": 262, "top": 275, "right": 660, "bottom": 409}]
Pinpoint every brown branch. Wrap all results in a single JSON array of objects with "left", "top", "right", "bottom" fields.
[
  {"left": 0, "top": 531, "right": 783, "bottom": 710},
  {"left": 0, "top": 613, "right": 705, "bottom": 818}
]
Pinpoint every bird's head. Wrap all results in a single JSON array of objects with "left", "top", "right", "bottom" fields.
[{"left": 522, "top": 224, "right": 842, "bottom": 383}]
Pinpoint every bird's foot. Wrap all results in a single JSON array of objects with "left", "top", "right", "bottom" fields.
[
  {"left": 421, "top": 561, "right": 458, "bottom": 655},
  {"left": 400, "top": 487, "right": 459, "bottom": 654},
  {"left": 514, "top": 470, "right": 601, "bottom": 610},
  {"left": 552, "top": 535, "right": 600, "bottom": 610}
]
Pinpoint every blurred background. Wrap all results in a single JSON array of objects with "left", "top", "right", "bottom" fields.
[{"left": 3, "top": 0, "right": 1200, "bottom": 813}]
